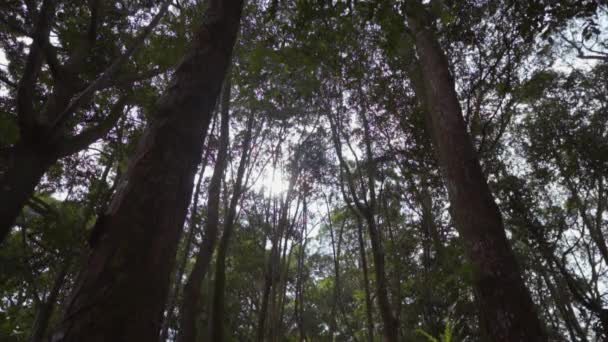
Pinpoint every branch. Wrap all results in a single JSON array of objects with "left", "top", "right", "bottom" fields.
[
  {"left": 0, "top": 73, "right": 17, "bottom": 88},
  {"left": 47, "top": 0, "right": 170, "bottom": 134},
  {"left": 560, "top": 33, "right": 608, "bottom": 61},
  {"left": 55, "top": 96, "right": 129, "bottom": 157},
  {"left": 62, "top": 0, "right": 103, "bottom": 77},
  {"left": 107, "top": 66, "right": 169, "bottom": 88},
  {"left": 16, "top": 0, "right": 55, "bottom": 132},
  {"left": 0, "top": 15, "right": 30, "bottom": 36}
]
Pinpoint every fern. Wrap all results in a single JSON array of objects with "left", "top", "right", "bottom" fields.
[{"left": 415, "top": 321, "right": 454, "bottom": 342}]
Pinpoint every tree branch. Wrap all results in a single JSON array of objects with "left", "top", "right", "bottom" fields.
[
  {"left": 47, "top": 0, "right": 170, "bottom": 135},
  {"left": 0, "top": 72, "right": 17, "bottom": 88},
  {"left": 55, "top": 96, "right": 129, "bottom": 157},
  {"left": 16, "top": 0, "right": 55, "bottom": 133}
]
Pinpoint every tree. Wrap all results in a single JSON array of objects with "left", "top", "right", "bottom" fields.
[
  {"left": 0, "top": 1, "right": 173, "bottom": 241},
  {"left": 404, "top": 2, "right": 546, "bottom": 340},
  {"left": 49, "top": 0, "right": 244, "bottom": 340}
]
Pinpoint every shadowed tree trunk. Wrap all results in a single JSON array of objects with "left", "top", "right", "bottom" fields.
[
  {"left": 405, "top": 4, "right": 546, "bottom": 341},
  {"left": 159, "top": 120, "right": 214, "bottom": 342},
  {"left": 50, "top": 1, "right": 243, "bottom": 340},
  {"left": 177, "top": 77, "right": 231, "bottom": 342}
]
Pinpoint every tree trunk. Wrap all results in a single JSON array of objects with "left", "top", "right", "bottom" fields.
[
  {"left": 28, "top": 261, "right": 70, "bottom": 342},
  {"left": 356, "top": 216, "right": 375, "bottom": 342},
  {"left": 208, "top": 111, "right": 254, "bottom": 341},
  {"left": 159, "top": 131, "right": 213, "bottom": 342},
  {"left": 406, "top": 9, "right": 546, "bottom": 341},
  {"left": 296, "top": 196, "right": 307, "bottom": 342},
  {"left": 50, "top": 1, "right": 243, "bottom": 341},
  {"left": 327, "top": 197, "right": 345, "bottom": 340},
  {"left": 177, "top": 77, "right": 231, "bottom": 342},
  {"left": 359, "top": 105, "right": 399, "bottom": 342},
  {"left": 0, "top": 143, "right": 53, "bottom": 243},
  {"left": 256, "top": 266, "right": 273, "bottom": 342}
]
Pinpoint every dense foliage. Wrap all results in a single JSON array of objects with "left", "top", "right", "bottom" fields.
[{"left": 0, "top": 0, "right": 607, "bottom": 341}]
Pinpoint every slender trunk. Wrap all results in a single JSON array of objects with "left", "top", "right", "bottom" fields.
[
  {"left": 406, "top": 9, "right": 545, "bottom": 341},
  {"left": 257, "top": 261, "right": 273, "bottom": 342},
  {"left": 177, "top": 76, "right": 231, "bottom": 342},
  {"left": 51, "top": 2, "right": 243, "bottom": 340},
  {"left": 417, "top": 182, "right": 442, "bottom": 334},
  {"left": 28, "top": 261, "right": 70, "bottom": 342},
  {"left": 356, "top": 216, "right": 375, "bottom": 342},
  {"left": 257, "top": 200, "right": 282, "bottom": 342},
  {"left": 209, "top": 111, "right": 254, "bottom": 341},
  {"left": 297, "top": 197, "right": 307, "bottom": 342},
  {"left": 275, "top": 215, "right": 295, "bottom": 341},
  {"left": 274, "top": 184, "right": 300, "bottom": 341},
  {"left": 327, "top": 198, "right": 345, "bottom": 339},
  {"left": 539, "top": 267, "right": 586, "bottom": 342},
  {"left": 0, "top": 143, "right": 53, "bottom": 243},
  {"left": 359, "top": 105, "right": 399, "bottom": 342},
  {"left": 159, "top": 131, "right": 213, "bottom": 342},
  {"left": 363, "top": 211, "right": 399, "bottom": 342}
]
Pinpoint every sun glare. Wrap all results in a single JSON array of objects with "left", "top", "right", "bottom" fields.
[{"left": 257, "top": 167, "right": 289, "bottom": 196}]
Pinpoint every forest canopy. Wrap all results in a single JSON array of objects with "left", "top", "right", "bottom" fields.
[{"left": 0, "top": 0, "right": 607, "bottom": 341}]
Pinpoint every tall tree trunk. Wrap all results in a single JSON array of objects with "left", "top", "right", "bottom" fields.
[
  {"left": 356, "top": 216, "right": 375, "bottom": 342},
  {"left": 406, "top": 7, "right": 546, "bottom": 341},
  {"left": 257, "top": 263, "right": 273, "bottom": 342},
  {"left": 359, "top": 105, "right": 399, "bottom": 342},
  {"left": 327, "top": 196, "right": 345, "bottom": 339},
  {"left": 51, "top": 1, "right": 243, "bottom": 341},
  {"left": 159, "top": 126, "right": 213, "bottom": 342},
  {"left": 296, "top": 196, "right": 307, "bottom": 342},
  {"left": 208, "top": 111, "right": 254, "bottom": 341},
  {"left": 177, "top": 77, "right": 231, "bottom": 342}
]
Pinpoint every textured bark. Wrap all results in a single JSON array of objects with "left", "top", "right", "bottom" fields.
[
  {"left": 407, "top": 9, "right": 546, "bottom": 342},
  {"left": 50, "top": 1, "right": 243, "bottom": 341},
  {"left": 177, "top": 78, "right": 231, "bottom": 342}
]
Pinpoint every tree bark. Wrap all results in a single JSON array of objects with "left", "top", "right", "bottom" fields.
[
  {"left": 406, "top": 8, "right": 546, "bottom": 341},
  {"left": 50, "top": 1, "right": 243, "bottom": 341},
  {"left": 177, "top": 77, "right": 231, "bottom": 342}
]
